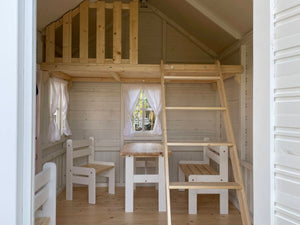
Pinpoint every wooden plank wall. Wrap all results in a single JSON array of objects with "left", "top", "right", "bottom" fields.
[
  {"left": 221, "top": 37, "right": 253, "bottom": 218},
  {"left": 68, "top": 82, "right": 220, "bottom": 184}
]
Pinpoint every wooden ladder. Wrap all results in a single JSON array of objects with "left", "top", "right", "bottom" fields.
[{"left": 160, "top": 60, "right": 251, "bottom": 225}]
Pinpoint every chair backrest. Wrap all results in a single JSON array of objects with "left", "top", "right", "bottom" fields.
[
  {"left": 34, "top": 162, "right": 56, "bottom": 225},
  {"left": 66, "top": 137, "right": 95, "bottom": 169},
  {"left": 204, "top": 145, "right": 228, "bottom": 180}
]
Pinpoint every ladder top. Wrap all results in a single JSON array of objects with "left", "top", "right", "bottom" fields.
[{"left": 169, "top": 182, "right": 242, "bottom": 190}]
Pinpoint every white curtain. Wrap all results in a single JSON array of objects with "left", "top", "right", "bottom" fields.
[
  {"left": 144, "top": 85, "right": 162, "bottom": 135},
  {"left": 48, "top": 78, "right": 61, "bottom": 142},
  {"left": 122, "top": 84, "right": 162, "bottom": 136},
  {"left": 61, "top": 82, "right": 72, "bottom": 136},
  {"left": 122, "top": 84, "right": 142, "bottom": 136}
]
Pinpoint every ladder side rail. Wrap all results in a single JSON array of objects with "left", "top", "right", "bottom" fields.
[
  {"left": 215, "top": 60, "right": 251, "bottom": 225},
  {"left": 160, "top": 60, "right": 172, "bottom": 225}
]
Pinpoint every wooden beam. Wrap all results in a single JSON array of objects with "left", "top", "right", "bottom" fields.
[
  {"left": 62, "top": 12, "right": 72, "bottom": 63},
  {"left": 45, "top": 23, "right": 55, "bottom": 63},
  {"left": 80, "top": 0, "right": 89, "bottom": 63},
  {"left": 148, "top": 3, "right": 218, "bottom": 59},
  {"left": 113, "top": 1, "right": 122, "bottom": 63},
  {"left": 111, "top": 72, "right": 121, "bottom": 81},
  {"left": 40, "top": 63, "right": 243, "bottom": 76},
  {"left": 129, "top": 0, "right": 139, "bottom": 64},
  {"left": 220, "top": 31, "right": 253, "bottom": 60},
  {"left": 96, "top": 1, "right": 105, "bottom": 63},
  {"left": 71, "top": 77, "right": 159, "bottom": 83},
  {"left": 186, "top": 0, "right": 242, "bottom": 39},
  {"left": 49, "top": 71, "right": 72, "bottom": 81}
]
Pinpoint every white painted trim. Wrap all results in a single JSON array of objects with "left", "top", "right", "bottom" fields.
[
  {"left": 253, "top": 0, "right": 274, "bottom": 224},
  {"left": 148, "top": 3, "right": 218, "bottom": 59},
  {"left": 185, "top": 0, "right": 242, "bottom": 39}
]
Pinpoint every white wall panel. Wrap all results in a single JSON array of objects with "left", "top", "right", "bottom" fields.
[{"left": 274, "top": 0, "right": 300, "bottom": 224}]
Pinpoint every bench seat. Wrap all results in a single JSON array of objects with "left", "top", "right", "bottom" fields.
[
  {"left": 35, "top": 217, "right": 50, "bottom": 225},
  {"left": 81, "top": 164, "right": 115, "bottom": 174},
  {"left": 180, "top": 164, "right": 218, "bottom": 178}
]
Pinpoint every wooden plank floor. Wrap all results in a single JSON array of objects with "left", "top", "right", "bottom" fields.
[{"left": 57, "top": 187, "right": 243, "bottom": 225}]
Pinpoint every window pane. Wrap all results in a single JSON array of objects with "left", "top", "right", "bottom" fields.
[{"left": 131, "top": 90, "right": 156, "bottom": 132}]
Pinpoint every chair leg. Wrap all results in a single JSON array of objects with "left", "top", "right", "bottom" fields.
[
  {"left": 178, "top": 167, "right": 185, "bottom": 192},
  {"left": 66, "top": 173, "right": 73, "bottom": 200},
  {"left": 220, "top": 190, "right": 228, "bottom": 214},
  {"left": 189, "top": 189, "right": 197, "bottom": 214},
  {"left": 88, "top": 170, "right": 96, "bottom": 204},
  {"left": 108, "top": 168, "right": 115, "bottom": 194}
]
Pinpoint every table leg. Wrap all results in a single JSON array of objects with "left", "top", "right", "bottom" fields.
[
  {"left": 158, "top": 155, "right": 166, "bottom": 212},
  {"left": 125, "top": 156, "right": 134, "bottom": 212}
]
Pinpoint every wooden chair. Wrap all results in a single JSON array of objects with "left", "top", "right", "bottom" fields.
[
  {"left": 66, "top": 137, "right": 115, "bottom": 204},
  {"left": 34, "top": 162, "right": 56, "bottom": 225},
  {"left": 178, "top": 145, "right": 228, "bottom": 214}
]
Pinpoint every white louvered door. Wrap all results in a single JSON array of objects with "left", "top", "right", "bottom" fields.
[{"left": 274, "top": 0, "right": 300, "bottom": 224}]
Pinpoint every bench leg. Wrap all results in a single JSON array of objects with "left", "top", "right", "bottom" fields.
[
  {"left": 178, "top": 167, "right": 185, "bottom": 192},
  {"left": 108, "top": 168, "right": 115, "bottom": 194},
  {"left": 158, "top": 156, "right": 166, "bottom": 212},
  {"left": 66, "top": 173, "right": 73, "bottom": 200},
  {"left": 125, "top": 156, "right": 134, "bottom": 212},
  {"left": 220, "top": 190, "right": 228, "bottom": 214},
  {"left": 88, "top": 171, "right": 96, "bottom": 204},
  {"left": 189, "top": 189, "right": 197, "bottom": 214}
]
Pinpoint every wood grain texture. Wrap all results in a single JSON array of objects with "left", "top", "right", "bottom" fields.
[
  {"left": 113, "top": 1, "right": 122, "bottom": 63},
  {"left": 62, "top": 12, "right": 72, "bottom": 63},
  {"left": 79, "top": 0, "right": 89, "bottom": 63},
  {"left": 45, "top": 23, "right": 55, "bottom": 63},
  {"left": 96, "top": 1, "right": 105, "bottom": 63},
  {"left": 35, "top": 217, "right": 50, "bottom": 225},
  {"left": 81, "top": 164, "right": 114, "bottom": 174},
  {"left": 129, "top": 0, "right": 138, "bottom": 64},
  {"left": 56, "top": 187, "right": 243, "bottom": 225},
  {"left": 120, "top": 143, "right": 171, "bottom": 157},
  {"left": 179, "top": 164, "right": 218, "bottom": 177},
  {"left": 169, "top": 182, "right": 241, "bottom": 190}
]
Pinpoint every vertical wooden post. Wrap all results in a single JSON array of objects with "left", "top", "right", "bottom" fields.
[
  {"left": 62, "top": 12, "right": 72, "bottom": 63},
  {"left": 129, "top": 0, "right": 138, "bottom": 64},
  {"left": 45, "top": 23, "right": 55, "bottom": 63},
  {"left": 215, "top": 60, "right": 251, "bottom": 225},
  {"left": 96, "top": 1, "right": 105, "bottom": 64},
  {"left": 160, "top": 60, "right": 172, "bottom": 225},
  {"left": 80, "top": 0, "right": 89, "bottom": 63},
  {"left": 113, "top": 1, "right": 122, "bottom": 63}
]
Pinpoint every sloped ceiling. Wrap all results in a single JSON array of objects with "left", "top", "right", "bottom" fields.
[{"left": 37, "top": 0, "right": 252, "bottom": 55}]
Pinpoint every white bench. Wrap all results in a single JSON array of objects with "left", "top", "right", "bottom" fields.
[
  {"left": 34, "top": 163, "right": 56, "bottom": 225},
  {"left": 66, "top": 137, "right": 115, "bottom": 204},
  {"left": 178, "top": 145, "right": 228, "bottom": 214}
]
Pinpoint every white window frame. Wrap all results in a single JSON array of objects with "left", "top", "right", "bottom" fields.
[
  {"left": 131, "top": 89, "right": 156, "bottom": 135},
  {"left": 253, "top": 0, "right": 274, "bottom": 224},
  {"left": 121, "top": 86, "right": 162, "bottom": 142}
]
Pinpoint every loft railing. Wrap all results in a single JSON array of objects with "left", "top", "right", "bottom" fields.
[{"left": 45, "top": 0, "right": 138, "bottom": 64}]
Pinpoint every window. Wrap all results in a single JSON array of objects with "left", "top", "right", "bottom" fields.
[
  {"left": 131, "top": 90, "right": 156, "bottom": 133},
  {"left": 48, "top": 78, "right": 71, "bottom": 142}
]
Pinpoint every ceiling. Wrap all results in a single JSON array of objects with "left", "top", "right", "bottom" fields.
[{"left": 37, "top": 0, "right": 252, "bottom": 55}]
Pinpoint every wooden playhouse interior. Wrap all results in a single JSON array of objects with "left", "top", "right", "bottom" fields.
[{"left": 39, "top": 0, "right": 252, "bottom": 225}]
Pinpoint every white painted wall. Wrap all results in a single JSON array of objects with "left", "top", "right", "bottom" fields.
[{"left": 67, "top": 82, "right": 221, "bottom": 184}]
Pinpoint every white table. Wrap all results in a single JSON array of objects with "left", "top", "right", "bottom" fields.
[{"left": 120, "top": 142, "right": 170, "bottom": 212}]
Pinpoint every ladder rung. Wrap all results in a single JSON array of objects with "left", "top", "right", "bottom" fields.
[
  {"left": 169, "top": 182, "right": 242, "bottom": 190},
  {"left": 164, "top": 76, "right": 220, "bottom": 81},
  {"left": 166, "top": 107, "right": 226, "bottom": 111},
  {"left": 167, "top": 142, "right": 233, "bottom": 147}
]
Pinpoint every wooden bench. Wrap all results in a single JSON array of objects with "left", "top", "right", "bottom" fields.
[
  {"left": 66, "top": 137, "right": 115, "bottom": 204},
  {"left": 34, "top": 163, "right": 56, "bottom": 225},
  {"left": 178, "top": 145, "right": 228, "bottom": 214}
]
